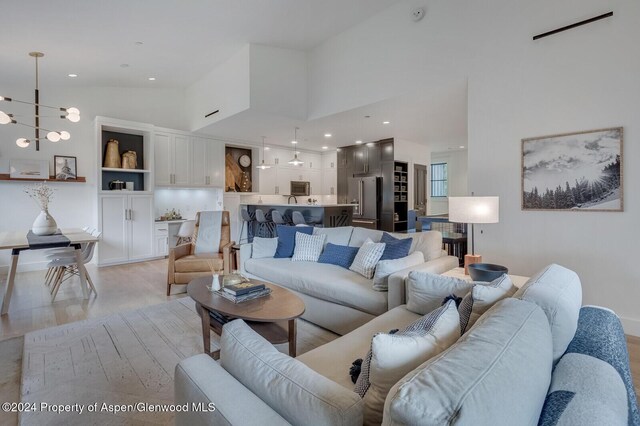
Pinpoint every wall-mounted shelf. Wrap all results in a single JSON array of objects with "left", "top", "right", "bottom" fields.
[
  {"left": 102, "top": 167, "right": 150, "bottom": 174},
  {"left": 0, "top": 174, "right": 86, "bottom": 183}
]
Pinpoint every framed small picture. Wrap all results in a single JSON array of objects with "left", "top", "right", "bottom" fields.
[
  {"left": 9, "top": 159, "right": 49, "bottom": 179},
  {"left": 522, "top": 127, "right": 623, "bottom": 212},
  {"left": 54, "top": 155, "right": 78, "bottom": 180}
]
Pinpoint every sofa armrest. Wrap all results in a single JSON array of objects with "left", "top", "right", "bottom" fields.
[
  {"left": 221, "top": 241, "right": 235, "bottom": 273},
  {"left": 175, "top": 354, "right": 291, "bottom": 426},
  {"left": 388, "top": 255, "right": 459, "bottom": 309},
  {"left": 239, "top": 243, "right": 253, "bottom": 274}
]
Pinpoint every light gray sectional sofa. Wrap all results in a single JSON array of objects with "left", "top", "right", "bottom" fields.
[
  {"left": 239, "top": 226, "right": 459, "bottom": 335},
  {"left": 175, "top": 264, "right": 639, "bottom": 426}
]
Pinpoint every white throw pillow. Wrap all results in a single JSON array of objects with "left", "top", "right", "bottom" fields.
[
  {"left": 373, "top": 252, "right": 425, "bottom": 291},
  {"left": 406, "top": 271, "right": 475, "bottom": 315},
  {"left": 349, "top": 238, "right": 385, "bottom": 279},
  {"left": 292, "top": 232, "right": 326, "bottom": 262},
  {"left": 458, "top": 274, "right": 517, "bottom": 333},
  {"left": 354, "top": 300, "right": 461, "bottom": 425},
  {"left": 251, "top": 237, "right": 278, "bottom": 259}
]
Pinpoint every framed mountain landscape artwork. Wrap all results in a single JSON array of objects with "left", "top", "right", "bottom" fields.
[{"left": 522, "top": 127, "right": 623, "bottom": 212}]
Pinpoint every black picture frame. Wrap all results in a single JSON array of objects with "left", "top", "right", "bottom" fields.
[{"left": 54, "top": 155, "right": 78, "bottom": 180}]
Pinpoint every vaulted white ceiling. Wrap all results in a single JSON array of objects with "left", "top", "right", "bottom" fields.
[{"left": 0, "top": 0, "right": 400, "bottom": 88}]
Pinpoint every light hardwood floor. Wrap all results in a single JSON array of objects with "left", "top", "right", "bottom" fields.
[
  {"left": 1, "top": 259, "right": 640, "bottom": 401},
  {"left": 0, "top": 259, "right": 186, "bottom": 340}
]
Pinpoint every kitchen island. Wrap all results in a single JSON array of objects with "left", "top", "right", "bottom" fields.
[{"left": 242, "top": 203, "right": 356, "bottom": 230}]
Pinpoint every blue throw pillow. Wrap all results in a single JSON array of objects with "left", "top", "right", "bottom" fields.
[
  {"left": 379, "top": 232, "right": 412, "bottom": 260},
  {"left": 274, "top": 225, "right": 313, "bottom": 258},
  {"left": 318, "top": 243, "right": 359, "bottom": 269}
]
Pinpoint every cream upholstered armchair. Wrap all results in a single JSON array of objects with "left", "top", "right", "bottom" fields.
[{"left": 167, "top": 211, "right": 233, "bottom": 295}]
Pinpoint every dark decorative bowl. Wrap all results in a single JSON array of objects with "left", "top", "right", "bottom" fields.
[{"left": 468, "top": 263, "right": 509, "bottom": 282}]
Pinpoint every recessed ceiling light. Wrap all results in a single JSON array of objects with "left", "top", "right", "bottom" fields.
[
  {"left": 364, "top": 115, "right": 371, "bottom": 118},
  {"left": 383, "top": 121, "right": 390, "bottom": 125},
  {"left": 291, "top": 140, "right": 298, "bottom": 144},
  {"left": 148, "top": 77, "right": 156, "bottom": 81},
  {"left": 134, "top": 41, "right": 144, "bottom": 45},
  {"left": 355, "top": 140, "right": 363, "bottom": 144},
  {"left": 264, "top": 146, "right": 270, "bottom": 150},
  {"left": 322, "top": 146, "right": 328, "bottom": 150},
  {"left": 459, "top": 145, "right": 465, "bottom": 149},
  {"left": 120, "top": 63, "right": 129, "bottom": 68},
  {"left": 324, "top": 133, "right": 332, "bottom": 138},
  {"left": 67, "top": 73, "right": 78, "bottom": 78}
]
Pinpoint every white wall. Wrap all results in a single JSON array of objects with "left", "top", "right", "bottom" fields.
[
  {"left": 429, "top": 149, "right": 468, "bottom": 215},
  {"left": 0, "top": 86, "right": 186, "bottom": 269},
  {"left": 185, "top": 45, "right": 251, "bottom": 132},
  {"left": 249, "top": 44, "right": 307, "bottom": 120},
  {"left": 466, "top": 0, "right": 640, "bottom": 333},
  {"left": 306, "top": 0, "right": 640, "bottom": 335}
]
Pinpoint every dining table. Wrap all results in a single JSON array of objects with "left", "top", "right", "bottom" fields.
[{"left": 0, "top": 228, "right": 99, "bottom": 315}]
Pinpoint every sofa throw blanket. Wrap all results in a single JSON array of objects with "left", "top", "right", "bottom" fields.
[{"left": 194, "top": 211, "right": 222, "bottom": 254}]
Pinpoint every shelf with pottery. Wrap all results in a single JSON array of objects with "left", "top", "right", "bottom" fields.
[{"left": 0, "top": 174, "right": 87, "bottom": 183}]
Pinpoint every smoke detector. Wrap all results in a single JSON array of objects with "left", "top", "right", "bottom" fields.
[{"left": 412, "top": 7, "right": 425, "bottom": 22}]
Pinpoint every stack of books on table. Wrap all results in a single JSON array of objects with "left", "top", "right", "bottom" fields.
[{"left": 216, "top": 281, "right": 271, "bottom": 304}]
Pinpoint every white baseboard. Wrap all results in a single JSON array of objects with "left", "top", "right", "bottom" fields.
[{"left": 620, "top": 316, "right": 640, "bottom": 337}]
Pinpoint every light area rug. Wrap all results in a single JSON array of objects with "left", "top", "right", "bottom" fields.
[
  {"left": 0, "top": 337, "right": 23, "bottom": 426},
  {"left": 19, "top": 298, "right": 337, "bottom": 425}
]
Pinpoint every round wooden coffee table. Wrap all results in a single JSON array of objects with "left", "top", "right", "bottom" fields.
[{"left": 187, "top": 276, "right": 305, "bottom": 359}]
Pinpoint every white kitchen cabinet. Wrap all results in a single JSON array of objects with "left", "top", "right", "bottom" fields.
[
  {"left": 322, "top": 168, "right": 337, "bottom": 196},
  {"left": 154, "top": 132, "right": 191, "bottom": 186},
  {"left": 192, "top": 137, "right": 224, "bottom": 187},
  {"left": 206, "top": 139, "right": 224, "bottom": 187},
  {"left": 157, "top": 133, "right": 224, "bottom": 188},
  {"left": 98, "top": 194, "right": 154, "bottom": 265},
  {"left": 191, "top": 137, "right": 208, "bottom": 186},
  {"left": 305, "top": 152, "right": 322, "bottom": 170},
  {"left": 173, "top": 134, "right": 191, "bottom": 186},
  {"left": 322, "top": 151, "right": 337, "bottom": 170},
  {"left": 259, "top": 166, "right": 278, "bottom": 195},
  {"left": 154, "top": 222, "right": 169, "bottom": 257},
  {"left": 309, "top": 169, "right": 322, "bottom": 195},
  {"left": 128, "top": 195, "right": 154, "bottom": 261},
  {"left": 154, "top": 133, "right": 172, "bottom": 186}
]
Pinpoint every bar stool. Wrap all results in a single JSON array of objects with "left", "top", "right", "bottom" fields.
[
  {"left": 271, "top": 210, "right": 289, "bottom": 227},
  {"left": 255, "top": 209, "right": 275, "bottom": 237},
  {"left": 176, "top": 220, "right": 196, "bottom": 245},
  {"left": 292, "top": 211, "right": 308, "bottom": 226},
  {"left": 239, "top": 209, "right": 254, "bottom": 243}
]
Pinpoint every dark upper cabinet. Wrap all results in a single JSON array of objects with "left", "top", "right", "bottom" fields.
[
  {"left": 353, "top": 145, "right": 367, "bottom": 174},
  {"left": 379, "top": 139, "right": 394, "bottom": 162},
  {"left": 352, "top": 143, "right": 380, "bottom": 175},
  {"left": 366, "top": 143, "right": 381, "bottom": 175}
]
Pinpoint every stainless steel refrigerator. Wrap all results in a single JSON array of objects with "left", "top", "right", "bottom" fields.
[{"left": 348, "top": 176, "right": 381, "bottom": 229}]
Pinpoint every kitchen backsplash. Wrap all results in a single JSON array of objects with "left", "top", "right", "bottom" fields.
[{"left": 155, "top": 188, "right": 224, "bottom": 219}]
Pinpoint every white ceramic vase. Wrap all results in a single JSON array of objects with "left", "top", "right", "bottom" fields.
[{"left": 32, "top": 210, "right": 58, "bottom": 236}]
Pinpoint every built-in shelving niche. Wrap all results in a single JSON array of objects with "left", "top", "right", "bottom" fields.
[{"left": 101, "top": 130, "right": 146, "bottom": 191}]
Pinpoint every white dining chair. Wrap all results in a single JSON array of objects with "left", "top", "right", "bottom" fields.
[
  {"left": 44, "top": 226, "right": 94, "bottom": 287},
  {"left": 48, "top": 230, "right": 101, "bottom": 301},
  {"left": 176, "top": 220, "right": 196, "bottom": 245}
]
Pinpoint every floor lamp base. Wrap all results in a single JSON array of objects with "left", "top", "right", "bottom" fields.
[{"left": 464, "top": 254, "right": 482, "bottom": 275}]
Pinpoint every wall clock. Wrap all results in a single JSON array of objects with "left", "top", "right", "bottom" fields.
[{"left": 238, "top": 154, "right": 251, "bottom": 167}]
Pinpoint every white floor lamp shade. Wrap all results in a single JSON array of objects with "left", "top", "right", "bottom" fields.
[{"left": 448, "top": 196, "right": 499, "bottom": 273}]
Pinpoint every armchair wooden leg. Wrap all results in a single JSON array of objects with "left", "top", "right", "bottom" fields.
[{"left": 166, "top": 282, "right": 172, "bottom": 296}]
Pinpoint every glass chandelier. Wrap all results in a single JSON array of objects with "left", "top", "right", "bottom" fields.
[{"left": 0, "top": 52, "right": 81, "bottom": 151}]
